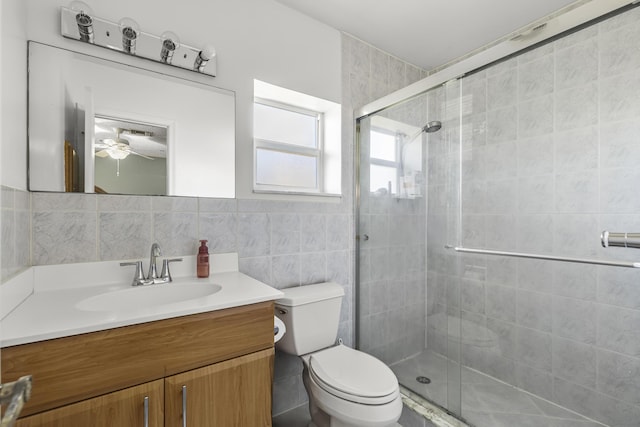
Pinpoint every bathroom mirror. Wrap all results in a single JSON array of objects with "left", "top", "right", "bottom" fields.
[{"left": 28, "top": 41, "right": 235, "bottom": 198}]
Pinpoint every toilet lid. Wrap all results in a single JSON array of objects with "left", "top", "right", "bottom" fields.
[{"left": 309, "top": 345, "right": 398, "bottom": 404}]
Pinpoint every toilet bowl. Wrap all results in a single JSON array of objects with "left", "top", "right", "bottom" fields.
[
  {"left": 302, "top": 344, "right": 403, "bottom": 427},
  {"left": 274, "top": 282, "right": 402, "bottom": 427}
]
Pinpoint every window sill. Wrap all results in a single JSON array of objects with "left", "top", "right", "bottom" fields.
[{"left": 252, "top": 189, "right": 342, "bottom": 199}]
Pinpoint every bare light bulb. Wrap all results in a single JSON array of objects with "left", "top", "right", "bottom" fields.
[
  {"left": 200, "top": 45, "right": 216, "bottom": 61},
  {"left": 160, "top": 31, "right": 180, "bottom": 64},
  {"left": 194, "top": 44, "right": 216, "bottom": 72},
  {"left": 69, "top": 1, "right": 94, "bottom": 43},
  {"left": 119, "top": 17, "right": 140, "bottom": 54}
]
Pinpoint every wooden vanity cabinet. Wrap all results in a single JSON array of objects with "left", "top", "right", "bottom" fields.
[
  {"left": 2, "top": 301, "right": 275, "bottom": 427},
  {"left": 16, "top": 380, "right": 164, "bottom": 427},
  {"left": 165, "top": 348, "right": 273, "bottom": 427}
]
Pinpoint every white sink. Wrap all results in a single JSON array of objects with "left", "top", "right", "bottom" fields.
[{"left": 76, "top": 283, "right": 222, "bottom": 312}]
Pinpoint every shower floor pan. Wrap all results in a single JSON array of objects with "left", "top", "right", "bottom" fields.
[{"left": 391, "top": 350, "right": 606, "bottom": 427}]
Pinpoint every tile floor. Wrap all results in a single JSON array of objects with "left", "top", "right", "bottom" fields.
[
  {"left": 272, "top": 404, "right": 311, "bottom": 427},
  {"left": 391, "top": 350, "right": 607, "bottom": 427},
  {"left": 272, "top": 403, "right": 410, "bottom": 427}
]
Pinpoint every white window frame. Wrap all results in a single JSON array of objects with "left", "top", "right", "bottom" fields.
[{"left": 253, "top": 98, "right": 325, "bottom": 194}]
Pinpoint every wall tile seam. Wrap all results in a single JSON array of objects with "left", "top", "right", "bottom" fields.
[
  {"left": 476, "top": 286, "right": 640, "bottom": 313},
  {"left": 550, "top": 371, "right": 640, "bottom": 411},
  {"left": 592, "top": 346, "right": 640, "bottom": 366},
  {"left": 31, "top": 207, "right": 103, "bottom": 214},
  {"left": 40, "top": 206, "right": 208, "bottom": 213},
  {"left": 32, "top": 198, "right": 347, "bottom": 215},
  {"left": 462, "top": 282, "right": 598, "bottom": 303},
  {"left": 453, "top": 312, "right": 640, "bottom": 361}
]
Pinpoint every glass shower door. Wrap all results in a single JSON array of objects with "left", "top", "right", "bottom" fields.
[{"left": 356, "top": 80, "right": 463, "bottom": 418}]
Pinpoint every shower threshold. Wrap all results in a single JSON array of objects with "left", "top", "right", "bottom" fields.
[{"left": 401, "top": 386, "right": 470, "bottom": 427}]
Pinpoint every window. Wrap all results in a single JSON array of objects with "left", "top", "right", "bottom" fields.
[
  {"left": 368, "top": 117, "right": 423, "bottom": 199},
  {"left": 369, "top": 128, "right": 399, "bottom": 195},
  {"left": 253, "top": 80, "right": 341, "bottom": 196},
  {"left": 254, "top": 100, "right": 322, "bottom": 192}
]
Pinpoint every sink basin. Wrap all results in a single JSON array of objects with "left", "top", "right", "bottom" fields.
[{"left": 76, "top": 283, "right": 222, "bottom": 312}]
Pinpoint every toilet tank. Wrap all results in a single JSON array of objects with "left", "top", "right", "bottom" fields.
[{"left": 275, "top": 282, "right": 344, "bottom": 356}]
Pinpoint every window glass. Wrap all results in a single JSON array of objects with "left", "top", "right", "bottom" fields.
[
  {"left": 256, "top": 149, "right": 318, "bottom": 189},
  {"left": 254, "top": 103, "right": 317, "bottom": 148}
]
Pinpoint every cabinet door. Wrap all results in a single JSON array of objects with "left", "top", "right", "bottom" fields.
[
  {"left": 16, "top": 379, "right": 164, "bottom": 427},
  {"left": 165, "top": 348, "right": 274, "bottom": 427}
]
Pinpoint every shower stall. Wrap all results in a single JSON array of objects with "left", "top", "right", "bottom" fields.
[{"left": 355, "top": 3, "right": 640, "bottom": 426}]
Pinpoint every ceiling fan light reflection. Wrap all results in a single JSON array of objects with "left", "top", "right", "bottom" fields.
[{"left": 107, "top": 148, "right": 130, "bottom": 160}]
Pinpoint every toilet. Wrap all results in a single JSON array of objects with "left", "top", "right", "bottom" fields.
[{"left": 275, "top": 282, "right": 403, "bottom": 427}]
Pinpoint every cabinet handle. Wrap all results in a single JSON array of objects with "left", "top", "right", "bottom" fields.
[
  {"left": 181, "top": 385, "right": 187, "bottom": 427},
  {"left": 143, "top": 396, "right": 149, "bottom": 427}
]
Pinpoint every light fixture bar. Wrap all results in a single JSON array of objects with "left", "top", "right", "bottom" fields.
[{"left": 60, "top": 6, "right": 217, "bottom": 77}]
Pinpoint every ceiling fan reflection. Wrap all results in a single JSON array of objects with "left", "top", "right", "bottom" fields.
[{"left": 94, "top": 129, "right": 154, "bottom": 160}]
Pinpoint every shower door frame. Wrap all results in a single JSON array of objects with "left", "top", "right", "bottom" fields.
[{"left": 354, "top": 0, "right": 632, "bottom": 122}]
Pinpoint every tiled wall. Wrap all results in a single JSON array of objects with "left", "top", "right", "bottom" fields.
[
  {"left": 345, "top": 33, "right": 429, "bottom": 367},
  {"left": 1, "top": 187, "right": 30, "bottom": 282},
  {"left": 28, "top": 191, "right": 353, "bottom": 415},
  {"left": 427, "top": 7, "right": 640, "bottom": 426},
  {"left": 358, "top": 192, "right": 427, "bottom": 364}
]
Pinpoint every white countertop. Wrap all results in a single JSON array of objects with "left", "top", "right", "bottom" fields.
[{"left": 1, "top": 255, "right": 283, "bottom": 347}]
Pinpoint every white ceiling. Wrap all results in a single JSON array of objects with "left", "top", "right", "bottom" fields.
[{"left": 273, "top": 0, "right": 580, "bottom": 70}]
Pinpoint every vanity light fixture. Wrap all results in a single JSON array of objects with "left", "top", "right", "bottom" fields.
[
  {"left": 60, "top": 3, "right": 217, "bottom": 76},
  {"left": 119, "top": 17, "right": 140, "bottom": 54},
  {"left": 69, "top": 1, "right": 94, "bottom": 43},
  {"left": 160, "top": 31, "right": 180, "bottom": 64},
  {"left": 194, "top": 45, "right": 216, "bottom": 72}
]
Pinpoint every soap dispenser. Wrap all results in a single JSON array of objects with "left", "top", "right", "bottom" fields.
[{"left": 197, "top": 239, "right": 209, "bottom": 278}]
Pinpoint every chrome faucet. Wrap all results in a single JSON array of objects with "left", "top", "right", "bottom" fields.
[
  {"left": 148, "top": 243, "right": 161, "bottom": 281},
  {"left": 120, "top": 243, "right": 183, "bottom": 286}
]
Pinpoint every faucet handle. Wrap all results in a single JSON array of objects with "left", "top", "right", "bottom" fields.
[
  {"left": 160, "top": 258, "right": 183, "bottom": 282},
  {"left": 120, "top": 261, "right": 145, "bottom": 286}
]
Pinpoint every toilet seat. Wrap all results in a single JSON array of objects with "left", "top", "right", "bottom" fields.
[{"left": 307, "top": 345, "right": 399, "bottom": 405}]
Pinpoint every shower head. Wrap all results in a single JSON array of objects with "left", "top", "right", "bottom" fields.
[
  {"left": 404, "top": 120, "right": 442, "bottom": 142},
  {"left": 423, "top": 120, "right": 442, "bottom": 133}
]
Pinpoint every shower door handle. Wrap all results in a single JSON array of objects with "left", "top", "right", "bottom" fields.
[{"left": 359, "top": 234, "right": 369, "bottom": 241}]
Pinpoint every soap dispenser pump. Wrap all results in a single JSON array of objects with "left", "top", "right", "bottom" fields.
[{"left": 197, "top": 239, "right": 209, "bottom": 278}]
